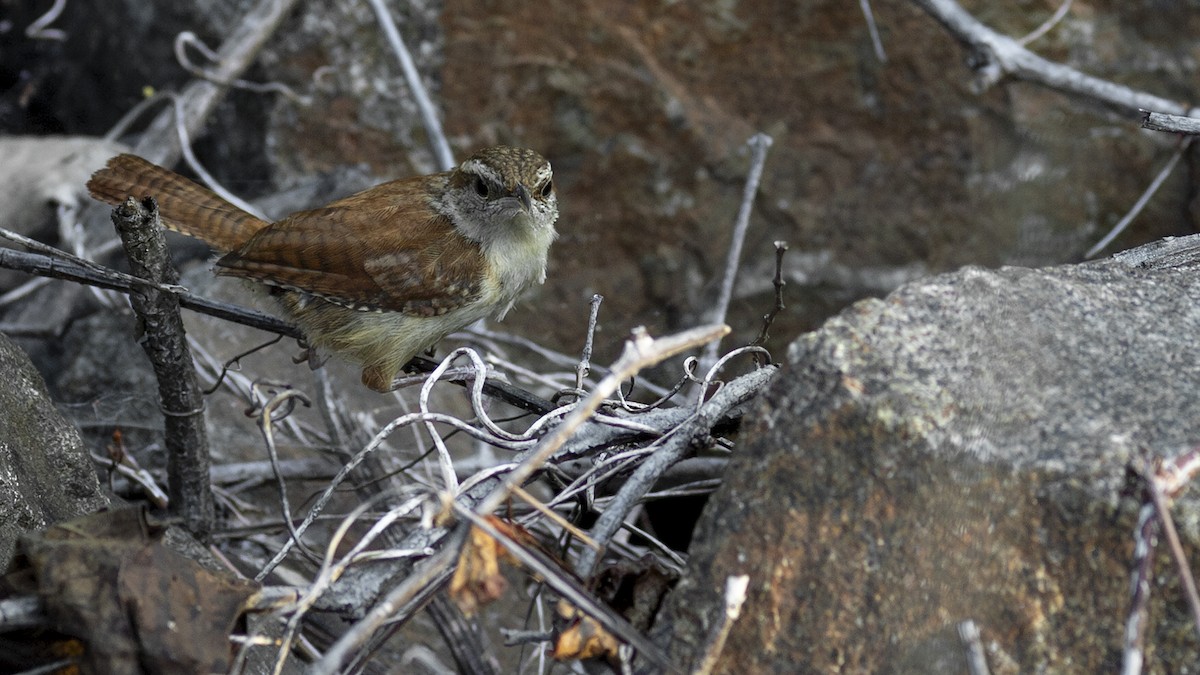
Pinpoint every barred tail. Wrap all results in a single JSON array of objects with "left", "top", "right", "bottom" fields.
[{"left": 87, "top": 154, "right": 268, "bottom": 252}]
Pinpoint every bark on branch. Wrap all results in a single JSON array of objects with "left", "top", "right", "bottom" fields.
[
  {"left": 110, "top": 197, "right": 214, "bottom": 540},
  {"left": 911, "top": 0, "right": 1190, "bottom": 115}
]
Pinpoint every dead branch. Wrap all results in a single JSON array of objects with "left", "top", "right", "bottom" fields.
[
  {"left": 110, "top": 196, "right": 214, "bottom": 539},
  {"left": 1142, "top": 110, "right": 1200, "bottom": 135},
  {"left": 0, "top": 245, "right": 296, "bottom": 336},
  {"left": 574, "top": 294, "right": 603, "bottom": 391},
  {"left": 910, "top": 0, "right": 1189, "bottom": 114},
  {"left": 911, "top": 0, "right": 1198, "bottom": 259}
]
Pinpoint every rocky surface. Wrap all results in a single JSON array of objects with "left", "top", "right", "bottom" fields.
[
  {"left": 5, "top": 2, "right": 1200, "bottom": 668},
  {"left": 433, "top": 0, "right": 1200, "bottom": 357},
  {"left": 4, "top": 1, "right": 1198, "bottom": 363},
  {"left": 0, "top": 332, "right": 108, "bottom": 567},
  {"left": 656, "top": 234, "right": 1200, "bottom": 672}
]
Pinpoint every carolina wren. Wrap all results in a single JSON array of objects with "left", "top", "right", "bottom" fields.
[{"left": 87, "top": 147, "right": 559, "bottom": 392}]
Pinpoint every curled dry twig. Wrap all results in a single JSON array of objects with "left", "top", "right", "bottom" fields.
[
  {"left": 174, "top": 31, "right": 312, "bottom": 105},
  {"left": 24, "top": 0, "right": 67, "bottom": 41},
  {"left": 131, "top": 0, "right": 302, "bottom": 164},
  {"left": 306, "top": 325, "right": 731, "bottom": 674}
]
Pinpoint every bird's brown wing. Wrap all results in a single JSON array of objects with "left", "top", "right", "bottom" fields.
[{"left": 215, "top": 177, "right": 485, "bottom": 316}]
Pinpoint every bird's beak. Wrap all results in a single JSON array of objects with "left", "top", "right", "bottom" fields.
[{"left": 513, "top": 183, "right": 532, "bottom": 213}]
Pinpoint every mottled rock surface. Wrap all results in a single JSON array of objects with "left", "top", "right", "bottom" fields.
[
  {"left": 658, "top": 235, "right": 1200, "bottom": 672},
  {"left": 0, "top": 332, "right": 108, "bottom": 567}
]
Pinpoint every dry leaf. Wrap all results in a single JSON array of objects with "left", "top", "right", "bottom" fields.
[
  {"left": 552, "top": 598, "right": 620, "bottom": 661},
  {"left": 448, "top": 516, "right": 533, "bottom": 615}
]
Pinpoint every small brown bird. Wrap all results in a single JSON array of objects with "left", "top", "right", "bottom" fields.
[{"left": 87, "top": 147, "right": 559, "bottom": 391}]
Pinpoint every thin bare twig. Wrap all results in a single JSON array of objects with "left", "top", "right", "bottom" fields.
[
  {"left": 690, "top": 575, "right": 750, "bottom": 675},
  {"left": 0, "top": 227, "right": 184, "bottom": 296},
  {"left": 576, "top": 294, "right": 603, "bottom": 391},
  {"left": 613, "top": 520, "right": 686, "bottom": 569},
  {"left": 25, "top": 0, "right": 67, "bottom": 40},
  {"left": 91, "top": 450, "right": 169, "bottom": 510},
  {"left": 915, "top": 0, "right": 1200, "bottom": 259},
  {"left": 174, "top": 31, "right": 311, "bottom": 105},
  {"left": 476, "top": 324, "right": 729, "bottom": 519},
  {"left": 702, "top": 134, "right": 773, "bottom": 370},
  {"left": 1018, "top": 0, "right": 1072, "bottom": 46},
  {"left": 467, "top": 327, "right": 672, "bottom": 399},
  {"left": 1085, "top": 138, "right": 1191, "bottom": 258},
  {"left": 857, "top": 0, "right": 887, "bottom": 62},
  {"left": 1122, "top": 502, "right": 1156, "bottom": 675},
  {"left": 453, "top": 506, "right": 675, "bottom": 671},
  {"left": 215, "top": 458, "right": 337, "bottom": 486},
  {"left": 418, "top": 349, "right": 488, "bottom": 495},
  {"left": 104, "top": 91, "right": 172, "bottom": 142},
  {"left": 165, "top": 92, "right": 269, "bottom": 221},
  {"left": 252, "top": 386, "right": 322, "bottom": 565},
  {"left": 425, "top": 595, "right": 502, "bottom": 675},
  {"left": 311, "top": 325, "right": 728, "bottom": 674},
  {"left": 253, "top": 348, "right": 560, "bottom": 581},
  {"left": 365, "top": 0, "right": 455, "bottom": 171},
  {"left": 510, "top": 483, "right": 599, "bottom": 552},
  {"left": 253, "top": 409, "right": 529, "bottom": 580},
  {"left": 199, "top": 334, "right": 284, "bottom": 395},
  {"left": 1154, "top": 446, "right": 1200, "bottom": 498},
  {"left": 1121, "top": 447, "right": 1200, "bottom": 674},
  {"left": 0, "top": 245, "right": 297, "bottom": 334},
  {"left": 752, "top": 240, "right": 788, "bottom": 350},
  {"left": 958, "top": 620, "right": 991, "bottom": 675},
  {"left": 574, "top": 363, "right": 776, "bottom": 576},
  {"left": 1143, "top": 456, "right": 1200, "bottom": 639},
  {"left": 312, "top": 535, "right": 464, "bottom": 674},
  {"left": 270, "top": 490, "right": 432, "bottom": 674}
]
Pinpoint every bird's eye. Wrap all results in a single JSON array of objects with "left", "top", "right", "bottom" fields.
[
  {"left": 473, "top": 176, "right": 489, "bottom": 198},
  {"left": 540, "top": 180, "right": 553, "bottom": 198}
]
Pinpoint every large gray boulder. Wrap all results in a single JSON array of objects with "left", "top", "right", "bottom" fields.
[{"left": 659, "top": 235, "right": 1200, "bottom": 672}]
